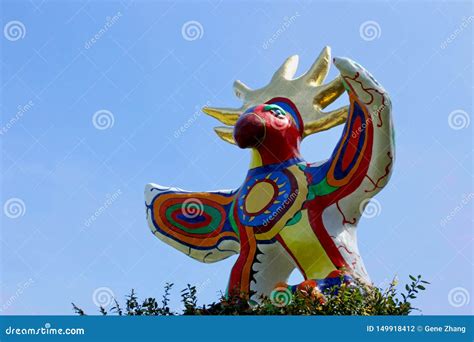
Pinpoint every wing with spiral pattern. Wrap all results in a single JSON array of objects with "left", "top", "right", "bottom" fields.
[{"left": 145, "top": 184, "right": 240, "bottom": 263}]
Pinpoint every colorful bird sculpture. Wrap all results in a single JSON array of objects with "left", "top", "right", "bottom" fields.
[{"left": 145, "top": 47, "right": 394, "bottom": 301}]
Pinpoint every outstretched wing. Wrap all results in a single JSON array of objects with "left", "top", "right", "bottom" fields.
[
  {"left": 145, "top": 184, "right": 240, "bottom": 263},
  {"left": 305, "top": 57, "right": 394, "bottom": 223},
  {"left": 300, "top": 57, "right": 394, "bottom": 279}
]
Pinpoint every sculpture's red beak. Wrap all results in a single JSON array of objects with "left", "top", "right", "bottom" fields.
[{"left": 233, "top": 113, "right": 266, "bottom": 149}]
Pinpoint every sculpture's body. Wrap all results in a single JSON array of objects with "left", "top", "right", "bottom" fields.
[{"left": 145, "top": 47, "right": 394, "bottom": 301}]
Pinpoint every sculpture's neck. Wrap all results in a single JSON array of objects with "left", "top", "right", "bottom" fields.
[{"left": 249, "top": 145, "right": 302, "bottom": 169}]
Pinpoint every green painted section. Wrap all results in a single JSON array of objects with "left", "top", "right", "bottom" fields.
[
  {"left": 285, "top": 211, "right": 302, "bottom": 226},
  {"left": 308, "top": 178, "right": 339, "bottom": 199},
  {"left": 228, "top": 200, "right": 240, "bottom": 237},
  {"left": 342, "top": 78, "right": 351, "bottom": 93},
  {"left": 307, "top": 185, "right": 317, "bottom": 201},
  {"left": 298, "top": 163, "right": 339, "bottom": 199},
  {"left": 316, "top": 178, "right": 339, "bottom": 195},
  {"left": 166, "top": 204, "right": 222, "bottom": 234}
]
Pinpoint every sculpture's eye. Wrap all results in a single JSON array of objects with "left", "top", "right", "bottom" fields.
[
  {"left": 264, "top": 105, "right": 286, "bottom": 118},
  {"left": 271, "top": 108, "right": 285, "bottom": 117}
]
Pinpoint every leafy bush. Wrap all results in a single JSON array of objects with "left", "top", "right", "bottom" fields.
[{"left": 72, "top": 275, "right": 428, "bottom": 316}]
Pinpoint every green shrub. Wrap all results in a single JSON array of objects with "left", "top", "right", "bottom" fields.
[{"left": 72, "top": 275, "right": 428, "bottom": 316}]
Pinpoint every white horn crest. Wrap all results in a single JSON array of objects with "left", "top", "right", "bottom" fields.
[
  {"left": 303, "top": 106, "right": 349, "bottom": 137},
  {"left": 205, "top": 46, "right": 350, "bottom": 143},
  {"left": 303, "top": 46, "right": 331, "bottom": 86},
  {"left": 271, "top": 55, "right": 299, "bottom": 81},
  {"left": 233, "top": 80, "right": 252, "bottom": 100},
  {"left": 313, "top": 75, "right": 345, "bottom": 109},
  {"left": 213, "top": 126, "right": 236, "bottom": 145},
  {"left": 202, "top": 106, "right": 241, "bottom": 126}
]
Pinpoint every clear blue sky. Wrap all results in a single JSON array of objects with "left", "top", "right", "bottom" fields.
[{"left": 1, "top": 0, "right": 472, "bottom": 315}]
